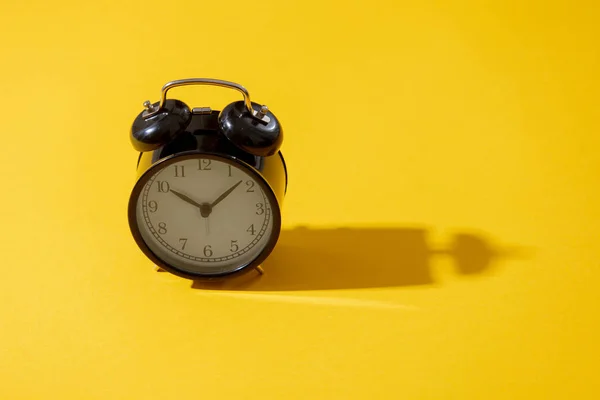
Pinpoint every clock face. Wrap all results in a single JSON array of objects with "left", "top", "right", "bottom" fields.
[{"left": 131, "top": 154, "right": 279, "bottom": 277}]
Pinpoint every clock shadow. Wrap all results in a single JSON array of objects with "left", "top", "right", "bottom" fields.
[{"left": 191, "top": 226, "right": 527, "bottom": 291}]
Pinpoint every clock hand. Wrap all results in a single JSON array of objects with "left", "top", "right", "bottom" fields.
[
  {"left": 210, "top": 180, "right": 243, "bottom": 209},
  {"left": 170, "top": 189, "right": 203, "bottom": 209},
  {"left": 171, "top": 189, "right": 213, "bottom": 218}
]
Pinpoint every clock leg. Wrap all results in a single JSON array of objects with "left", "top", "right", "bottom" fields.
[
  {"left": 255, "top": 266, "right": 264, "bottom": 275},
  {"left": 155, "top": 266, "right": 166, "bottom": 272}
]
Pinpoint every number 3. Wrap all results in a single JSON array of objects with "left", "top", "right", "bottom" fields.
[{"left": 256, "top": 203, "right": 264, "bottom": 215}]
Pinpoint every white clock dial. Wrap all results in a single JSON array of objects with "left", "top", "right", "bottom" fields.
[{"left": 134, "top": 155, "right": 277, "bottom": 276}]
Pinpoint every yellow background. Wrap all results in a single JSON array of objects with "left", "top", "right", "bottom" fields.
[{"left": 1, "top": 0, "right": 599, "bottom": 398}]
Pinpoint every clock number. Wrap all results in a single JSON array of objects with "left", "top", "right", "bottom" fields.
[
  {"left": 247, "top": 224, "right": 256, "bottom": 235},
  {"left": 158, "top": 222, "right": 167, "bottom": 234},
  {"left": 230, "top": 240, "right": 239, "bottom": 252},
  {"left": 256, "top": 203, "right": 265, "bottom": 215},
  {"left": 203, "top": 245, "right": 213, "bottom": 257},
  {"left": 148, "top": 201, "right": 158, "bottom": 213},
  {"left": 157, "top": 181, "right": 170, "bottom": 193},
  {"left": 246, "top": 180, "right": 255, "bottom": 192},
  {"left": 179, "top": 238, "right": 187, "bottom": 250},
  {"left": 198, "top": 159, "right": 212, "bottom": 170},
  {"left": 174, "top": 165, "right": 185, "bottom": 177},
  {"left": 228, "top": 165, "right": 232, "bottom": 177}
]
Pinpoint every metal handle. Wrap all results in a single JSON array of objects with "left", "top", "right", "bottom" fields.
[{"left": 143, "top": 78, "right": 268, "bottom": 121}]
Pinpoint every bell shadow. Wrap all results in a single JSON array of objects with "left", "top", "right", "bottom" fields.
[{"left": 192, "top": 226, "right": 526, "bottom": 291}]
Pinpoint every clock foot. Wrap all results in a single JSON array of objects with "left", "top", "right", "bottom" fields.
[
  {"left": 255, "top": 266, "right": 264, "bottom": 275},
  {"left": 155, "top": 267, "right": 166, "bottom": 272}
]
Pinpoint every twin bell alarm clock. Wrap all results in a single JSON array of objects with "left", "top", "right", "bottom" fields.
[{"left": 127, "top": 78, "right": 287, "bottom": 281}]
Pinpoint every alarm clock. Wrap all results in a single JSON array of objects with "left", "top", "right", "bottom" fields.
[{"left": 127, "top": 78, "right": 287, "bottom": 281}]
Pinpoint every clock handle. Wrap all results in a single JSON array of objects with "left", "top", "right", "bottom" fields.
[{"left": 142, "top": 78, "right": 269, "bottom": 123}]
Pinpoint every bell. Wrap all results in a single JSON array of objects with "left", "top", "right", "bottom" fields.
[
  {"left": 218, "top": 101, "right": 283, "bottom": 157},
  {"left": 130, "top": 99, "right": 192, "bottom": 152}
]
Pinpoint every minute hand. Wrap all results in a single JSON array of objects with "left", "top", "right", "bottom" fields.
[{"left": 210, "top": 180, "right": 243, "bottom": 208}]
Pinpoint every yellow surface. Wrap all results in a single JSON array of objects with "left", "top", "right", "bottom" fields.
[{"left": 1, "top": 1, "right": 599, "bottom": 398}]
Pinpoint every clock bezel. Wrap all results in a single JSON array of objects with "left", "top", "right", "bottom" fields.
[{"left": 127, "top": 151, "right": 282, "bottom": 281}]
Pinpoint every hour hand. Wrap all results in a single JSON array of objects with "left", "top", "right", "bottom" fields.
[{"left": 170, "top": 189, "right": 203, "bottom": 208}]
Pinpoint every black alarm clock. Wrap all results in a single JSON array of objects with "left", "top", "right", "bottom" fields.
[{"left": 127, "top": 78, "right": 287, "bottom": 281}]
